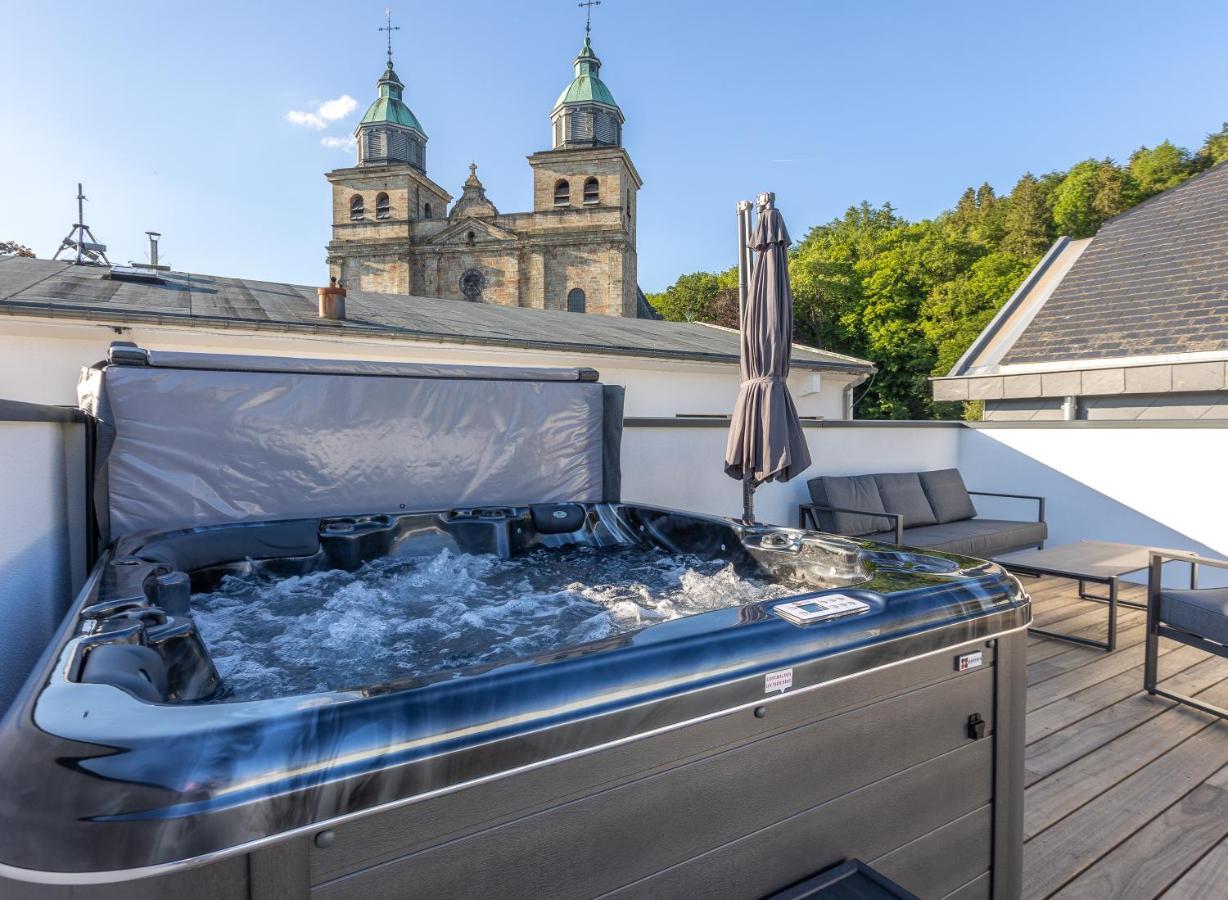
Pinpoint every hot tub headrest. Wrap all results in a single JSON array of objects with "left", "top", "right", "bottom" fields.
[{"left": 81, "top": 344, "right": 624, "bottom": 545}]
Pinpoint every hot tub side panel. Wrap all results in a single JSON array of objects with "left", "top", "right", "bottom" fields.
[
  {"left": 0, "top": 629, "right": 1024, "bottom": 900},
  {"left": 293, "top": 633, "right": 1016, "bottom": 899}
]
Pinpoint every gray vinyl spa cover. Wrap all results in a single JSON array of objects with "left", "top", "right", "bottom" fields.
[{"left": 79, "top": 345, "right": 621, "bottom": 542}]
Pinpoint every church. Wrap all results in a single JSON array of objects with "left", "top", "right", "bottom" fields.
[{"left": 325, "top": 20, "right": 648, "bottom": 317}]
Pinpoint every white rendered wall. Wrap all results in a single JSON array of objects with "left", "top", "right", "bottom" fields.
[
  {"left": 627, "top": 420, "right": 1228, "bottom": 586},
  {"left": 0, "top": 319, "right": 855, "bottom": 419},
  {"left": 622, "top": 423, "right": 960, "bottom": 526},
  {"left": 0, "top": 421, "right": 85, "bottom": 713},
  {"left": 960, "top": 425, "right": 1228, "bottom": 585}
]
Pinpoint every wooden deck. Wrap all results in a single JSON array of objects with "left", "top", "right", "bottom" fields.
[{"left": 1022, "top": 575, "right": 1228, "bottom": 899}]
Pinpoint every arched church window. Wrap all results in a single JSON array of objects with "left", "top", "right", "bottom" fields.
[
  {"left": 554, "top": 179, "right": 570, "bottom": 207},
  {"left": 583, "top": 177, "right": 599, "bottom": 205},
  {"left": 350, "top": 195, "right": 365, "bottom": 221},
  {"left": 567, "top": 288, "right": 586, "bottom": 313},
  {"left": 423, "top": 202, "right": 432, "bottom": 219},
  {"left": 375, "top": 193, "right": 390, "bottom": 220}
]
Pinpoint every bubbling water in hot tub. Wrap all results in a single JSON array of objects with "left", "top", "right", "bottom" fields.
[{"left": 192, "top": 545, "right": 796, "bottom": 701}]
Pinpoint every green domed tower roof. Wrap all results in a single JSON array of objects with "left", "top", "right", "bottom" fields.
[
  {"left": 358, "top": 62, "right": 426, "bottom": 137},
  {"left": 553, "top": 37, "right": 620, "bottom": 113}
]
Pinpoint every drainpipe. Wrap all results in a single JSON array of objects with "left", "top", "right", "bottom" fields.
[{"left": 1061, "top": 395, "right": 1078, "bottom": 421}]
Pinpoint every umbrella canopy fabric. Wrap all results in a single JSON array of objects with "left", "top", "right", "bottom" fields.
[{"left": 724, "top": 205, "right": 812, "bottom": 485}]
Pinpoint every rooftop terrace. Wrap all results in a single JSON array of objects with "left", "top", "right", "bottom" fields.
[{"left": 1023, "top": 577, "right": 1228, "bottom": 899}]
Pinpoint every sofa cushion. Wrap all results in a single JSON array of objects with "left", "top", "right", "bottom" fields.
[
  {"left": 873, "top": 472, "right": 937, "bottom": 528},
  {"left": 1161, "top": 587, "right": 1228, "bottom": 645},
  {"left": 863, "top": 518, "right": 1047, "bottom": 559},
  {"left": 919, "top": 468, "right": 977, "bottom": 523},
  {"left": 807, "top": 475, "right": 893, "bottom": 537}
]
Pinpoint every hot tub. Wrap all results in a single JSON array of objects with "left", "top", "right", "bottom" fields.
[{"left": 0, "top": 347, "right": 1029, "bottom": 899}]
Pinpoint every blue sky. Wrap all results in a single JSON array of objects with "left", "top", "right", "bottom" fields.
[{"left": 2, "top": 0, "right": 1226, "bottom": 292}]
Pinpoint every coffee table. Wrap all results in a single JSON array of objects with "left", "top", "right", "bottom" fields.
[{"left": 995, "top": 540, "right": 1199, "bottom": 652}]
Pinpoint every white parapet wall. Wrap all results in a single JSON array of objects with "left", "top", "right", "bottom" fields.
[
  {"left": 0, "top": 417, "right": 87, "bottom": 713},
  {"left": 622, "top": 421, "right": 961, "bottom": 526},
  {"left": 623, "top": 419, "right": 1228, "bottom": 585},
  {"left": 959, "top": 424, "right": 1228, "bottom": 577}
]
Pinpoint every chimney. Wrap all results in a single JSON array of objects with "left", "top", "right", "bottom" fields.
[
  {"left": 130, "top": 231, "right": 169, "bottom": 271},
  {"left": 318, "top": 277, "right": 347, "bottom": 321}
]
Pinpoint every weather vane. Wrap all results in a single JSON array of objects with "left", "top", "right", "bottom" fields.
[
  {"left": 578, "top": 0, "right": 600, "bottom": 38},
  {"left": 379, "top": 8, "right": 400, "bottom": 64}
]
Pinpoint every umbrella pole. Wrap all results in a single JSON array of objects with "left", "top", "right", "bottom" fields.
[
  {"left": 737, "top": 199, "right": 754, "bottom": 526},
  {"left": 736, "top": 200, "right": 752, "bottom": 324}
]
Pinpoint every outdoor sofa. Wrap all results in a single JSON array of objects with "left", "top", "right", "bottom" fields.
[{"left": 798, "top": 468, "right": 1046, "bottom": 558}]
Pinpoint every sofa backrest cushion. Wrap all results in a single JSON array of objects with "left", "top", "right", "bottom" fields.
[
  {"left": 807, "top": 475, "right": 891, "bottom": 536},
  {"left": 919, "top": 468, "right": 978, "bottom": 523},
  {"left": 873, "top": 472, "right": 938, "bottom": 528}
]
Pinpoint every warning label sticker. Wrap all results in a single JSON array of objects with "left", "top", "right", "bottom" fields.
[{"left": 765, "top": 668, "right": 794, "bottom": 694}]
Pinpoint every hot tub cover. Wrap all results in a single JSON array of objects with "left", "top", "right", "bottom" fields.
[{"left": 79, "top": 343, "right": 622, "bottom": 542}]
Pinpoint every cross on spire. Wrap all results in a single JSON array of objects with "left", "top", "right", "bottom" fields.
[
  {"left": 578, "top": 0, "right": 601, "bottom": 38},
  {"left": 379, "top": 8, "right": 400, "bottom": 65}
]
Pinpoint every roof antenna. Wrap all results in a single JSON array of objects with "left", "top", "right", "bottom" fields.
[{"left": 52, "top": 183, "right": 110, "bottom": 266}]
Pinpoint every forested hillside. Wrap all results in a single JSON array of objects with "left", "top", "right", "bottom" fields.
[{"left": 647, "top": 125, "right": 1228, "bottom": 419}]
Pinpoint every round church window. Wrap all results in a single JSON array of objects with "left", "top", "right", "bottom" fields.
[{"left": 460, "top": 268, "right": 485, "bottom": 301}]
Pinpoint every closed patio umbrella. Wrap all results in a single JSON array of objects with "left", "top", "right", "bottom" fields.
[{"left": 725, "top": 194, "right": 811, "bottom": 524}]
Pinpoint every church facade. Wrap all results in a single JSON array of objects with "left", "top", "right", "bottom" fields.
[{"left": 325, "top": 33, "right": 644, "bottom": 317}]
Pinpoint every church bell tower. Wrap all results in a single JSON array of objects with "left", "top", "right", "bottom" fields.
[
  {"left": 325, "top": 12, "right": 452, "bottom": 295},
  {"left": 527, "top": 5, "right": 641, "bottom": 316}
]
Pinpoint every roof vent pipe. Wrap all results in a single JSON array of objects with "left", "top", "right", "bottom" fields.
[
  {"left": 1061, "top": 395, "right": 1078, "bottom": 421},
  {"left": 146, "top": 232, "right": 160, "bottom": 268},
  {"left": 318, "top": 277, "right": 347, "bottom": 321}
]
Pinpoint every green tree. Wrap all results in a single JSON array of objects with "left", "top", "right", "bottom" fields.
[
  {"left": 1049, "top": 159, "right": 1135, "bottom": 238},
  {"left": 1129, "top": 141, "right": 1196, "bottom": 197},
  {"left": 1001, "top": 174, "right": 1052, "bottom": 257},
  {"left": 644, "top": 271, "right": 724, "bottom": 322},
  {"left": 1197, "top": 123, "right": 1228, "bottom": 168}
]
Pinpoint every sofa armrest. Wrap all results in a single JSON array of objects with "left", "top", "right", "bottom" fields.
[
  {"left": 798, "top": 503, "right": 904, "bottom": 545},
  {"left": 1148, "top": 549, "right": 1228, "bottom": 597},
  {"left": 968, "top": 490, "right": 1045, "bottom": 526}
]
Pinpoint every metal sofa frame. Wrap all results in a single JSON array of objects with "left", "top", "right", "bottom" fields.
[
  {"left": 798, "top": 490, "right": 1045, "bottom": 547},
  {"left": 1145, "top": 549, "right": 1228, "bottom": 721}
]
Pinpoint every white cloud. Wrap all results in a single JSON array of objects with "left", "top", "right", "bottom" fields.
[
  {"left": 286, "top": 109, "right": 327, "bottom": 129},
  {"left": 321, "top": 135, "right": 357, "bottom": 151},
  {"left": 318, "top": 95, "right": 358, "bottom": 121},
  {"left": 285, "top": 94, "right": 359, "bottom": 130}
]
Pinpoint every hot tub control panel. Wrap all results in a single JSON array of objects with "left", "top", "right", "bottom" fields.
[{"left": 773, "top": 594, "right": 871, "bottom": 626}]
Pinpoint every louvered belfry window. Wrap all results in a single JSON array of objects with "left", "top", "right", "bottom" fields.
[
  {"left": 375, "top": 193, "right": 390, "bottom": 220},
  {"left": 583, "top": 177, "right": 599, "bottom": 205},
  {"left": 594, "top": 112, "right": 615, "bottom": 145},
  {"left": 554, "top": 180, "right": 570, "bottom": 207},
  {"left": 350, "top": 195, "right": 365, "bottom": 220}
]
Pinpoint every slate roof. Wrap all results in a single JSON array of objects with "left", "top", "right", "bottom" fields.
[
  {"left": 1002, "top": 161, "right": 1228, "bottom": 366},
  {"left": 0, "top": 256, "right": 872, "bottom": 373}
]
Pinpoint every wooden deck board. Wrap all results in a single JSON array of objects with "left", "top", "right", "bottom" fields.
[{"left": 1022, "top": 576, "right": 1228, "bottom": 900}]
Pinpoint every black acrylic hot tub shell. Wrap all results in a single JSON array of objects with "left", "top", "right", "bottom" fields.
[{"left": 0, "top": 504, "right": 1029, "bottom": 899}]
